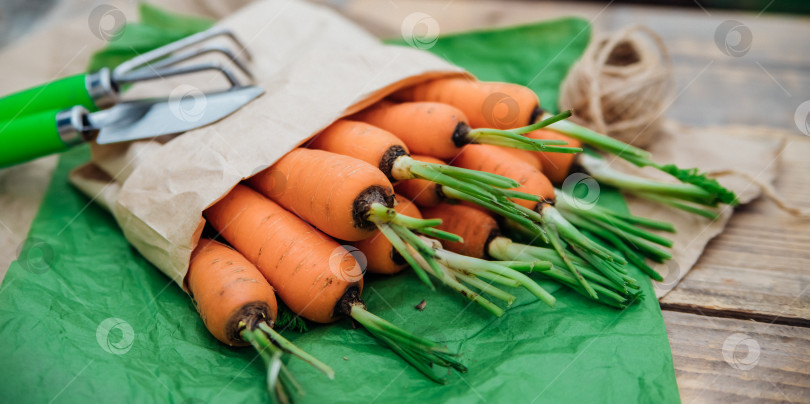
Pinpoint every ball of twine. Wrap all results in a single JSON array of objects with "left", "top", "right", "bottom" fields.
[{"left": 559, "top": 25, "right": 675, "bottom": 149}]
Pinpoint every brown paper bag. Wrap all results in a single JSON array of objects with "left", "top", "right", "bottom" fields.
[{"left": 69, "top": 0, "right": 467, "bottom": 287}]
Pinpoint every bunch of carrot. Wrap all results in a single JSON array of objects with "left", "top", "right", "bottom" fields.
[{"left": 185, "top": 77, "right": 738, "bottom": 401}]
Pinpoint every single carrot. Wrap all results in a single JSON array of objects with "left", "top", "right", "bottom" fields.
[
  {"left": 351, "top": 100, "right": 579, "bottom": 159},
  {"left": 188, "top": 239, "right": 334, "bottom": 400},
  {"left": 204, "top": 185, "right": 466, "bottom": 383},
  {"left": 352, "top": 195, "right": 420, "bottom": 275},
  {"left": 391, "top": 78, "right": 541, "bottom": 129},
  {"left": 188, "top": 239, "right": 278, "bottom": 346},
  {"left": 249, "top": 148, "right": 392, "bottom": 242},
  {"left": 248, "top": 148, "right": 463, "bottom": 290}
]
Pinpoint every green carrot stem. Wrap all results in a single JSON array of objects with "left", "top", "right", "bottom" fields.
[
  {"left": 254, "top": 330, "right": 302, "bottom": 402},
  {"left": 455, "top": 272, "right": 516, "bottom": 305},
  {"left": 634, "top": 191, "right": 721, "bottom": 220},
  {"left": 441, "top": 274, "right": 505, "bottom": 317},
  {"left": 490, "top": 187, "right": 542, "bottom": 203},
  {"left": 564, "top": 212, "right": 672, "bottom": 263},
  {"left": 566, "top": 217, "right": 665, "bottom": 281},
  {"left": 257, "top": 323, "right": 335, "bottom": 379},
  {"left": 578, "top": 154, "right": 718, "bottom": 205},
  {"left": 468, "top": 110, "right": 582, "bottom": 153},
  {"left": 407, "top": 243, "right": 506, "bottom": 316},
  {"left": 543, "top": 221, "right": 598, "bottom": 299},
  {"left": 470, "top": 132, "right": 582, "bottom": 154},
  {"left": 555, "top": 194, "right": 674, "bottom": 248},
  {"left": 569, "top": 244, "right": 629, "bottom": 292},
  {"left": 488, "top": 239, "right": 630, "bottom": 308},
  {"left": 539, "top": 111, "right": 650, "bottom": 161},
  {"left": 433, "top": 248, "right": 556, "bottom": 307},
  {"left": 543, "top": 205, "right": 626, "bottom": 264},
  {"left": 489, "top": 240, "right": 619, "bottom": 290},
  {"left": 409, "top": 158, "right": 519, "bottom": 188},
  {"left": 277, "top": 363, "right": 304, "bottom": 401},
  {"left": 241, "top": 327, "right": 292, "bottom": 403},
  {"left": 440, "top": 186, "right": 545, "bottom": 236},
  {"left": 409, "top": 163, "right": 497, "bottom": 201},
  {"left": 417, "top": 226, "right": 464, "bottom": 243},
  {"left": 368, "top": 202, "right": 462, "bottom": 243},
  {"left": 474, "top": 270, "right": 523, "bottom": 287},
  {"left": 542, "top": 267, "right": 630, "bottom": 306},
  {"left": 603, "top": 209, "right": 676, "bottom": 232},
  {"left": 510, "top": 109, "right": 575, "bottom": 136},
  {"left": 390, "top": 223, "right": 446, "bottom": 279},
  {"left": 376, "top": 223, "right": 434, "bottom": 290},
  {"left": 494, "top": 260, "right": 553, "bottom": 272}
]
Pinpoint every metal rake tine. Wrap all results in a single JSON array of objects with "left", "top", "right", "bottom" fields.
[
  {"left": 113, "top": 26, "right": 252, "bottom": 80},
  {"left": 140, "top": 44, "right": 254, "bottom": 80},
  {"left": 116, "top": 61, "right": 243, "bottom": 87}
]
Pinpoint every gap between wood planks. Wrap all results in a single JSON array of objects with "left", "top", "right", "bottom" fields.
[{"left": 660, "top": 303, "right": 810, "bottom": 328}]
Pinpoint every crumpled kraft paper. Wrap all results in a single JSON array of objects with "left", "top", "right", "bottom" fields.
[
  {"left": 618, "top": 122, "right": 786, "bottom": 298},
  {"left": 69, "top": 0, "right": 467, "bottom": 287}
]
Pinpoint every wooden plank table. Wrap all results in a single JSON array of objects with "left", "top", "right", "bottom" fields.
[{"left": 0, "top": 0, "right": 808, "bottom": 402}]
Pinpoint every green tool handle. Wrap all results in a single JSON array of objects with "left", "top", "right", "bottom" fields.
[
  {"left": 0, "top": 109, "right": 78, "bottom": 168},
  {"left": 0, "top": 74, "right": 98, "bottom": 122}
]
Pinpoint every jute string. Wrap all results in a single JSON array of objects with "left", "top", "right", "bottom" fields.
[{"left": 560, "top": 25, "right": 674, "bottom": 148}]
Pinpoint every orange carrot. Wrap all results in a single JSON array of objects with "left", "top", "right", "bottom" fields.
[
  {"left": 352, "top": 100, "right": 578, "bottom": 159},
  {"left": 351, "top": 101, "right": 466, "bottom": 159},
  {"left": 249, "top": 148, "right": 394, "bottom": 241},
  {"left": 526, "top": 129, "right": 582, "bottom": 184},
  {"left": 352, "top": 195, "right": 421, "bottom": 275},
  {"left": 453, "top": 144, "right": 555, "bottom": 208},
  {"left": 204, "top": 185, "right": 362, "bottom": 324},
  {"left": 188, "top": 239, "right": 279, "bottom": 346},
  {"left": 499, "top": 146, "right": 542, "bottom": 170},
  {"left": 392, "top": 78, "right": 540, "bottom": 129},
  {"left": 307, "top": 119, "right": 409, "bottom": 180},
  {"left": 420, "top": 203, "right": 498, "bottom": 260},
  {"left": 204, "top": 185, "right": 466, "bottom": 383},
  {"left": 188, "top": 238, "right": 334, "bottom": 400}
]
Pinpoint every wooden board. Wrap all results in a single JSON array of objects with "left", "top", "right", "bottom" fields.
[
  {"left": 661, "top": 136, "right": 810, "bottom": 326},
  {"left": 665, "top": 310, "right": 810, "bottom": 403}
]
